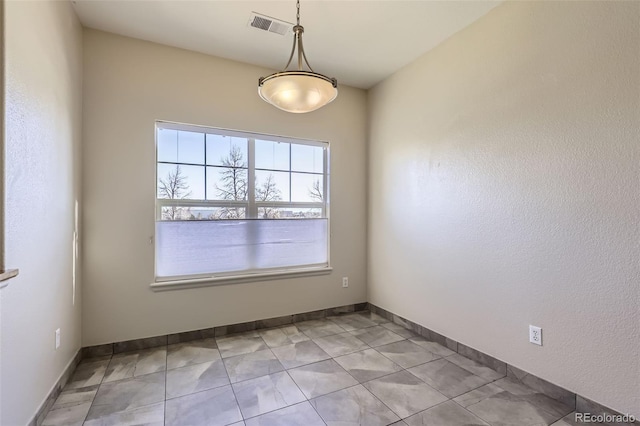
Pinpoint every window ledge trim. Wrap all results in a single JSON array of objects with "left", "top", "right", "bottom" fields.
[
  {"left": 0, "top": 269, "right": 19, "bottom": 289},
  {"left": 150, "top": 266, "right": 333, "bottom": 292}
]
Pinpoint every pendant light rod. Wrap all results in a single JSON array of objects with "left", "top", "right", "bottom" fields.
[
  {"left": 297, "top": 29, "right": 303, "bottom": 70},
  {"left": 283, "top": 31, "right": 297, "bottom": 70},
  {"left": 299, "top": 27, "right": 314, "bottom": 71},
  {"left": 282, "top": 0, "right": 315, "bottom": 72}
]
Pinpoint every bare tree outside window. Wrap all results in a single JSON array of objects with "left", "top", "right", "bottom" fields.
[
  {"left": 215, "top": 146, "right": 283, "bottom": 219},
  {"left": 215, "top": 144, "right": 247, "bottom": 219},
  {"left": 158, "top": 165, "right": 193, "bottom": 220},
  {"left": 308, "top": 178, "right": 323, "bottom": 202},
  {"left": 257, "top": 174, "right": 282, "bottom": 218}
]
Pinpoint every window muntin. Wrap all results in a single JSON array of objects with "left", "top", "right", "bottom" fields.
[{"left": 155, "top": 122, "right": 329, "bottom": 281}]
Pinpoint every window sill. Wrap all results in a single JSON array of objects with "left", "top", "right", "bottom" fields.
[
  {"left": 150, "top": 266, "right": 333, "bottom": 292},
  {"left": 0, "top": 269, "right": 19, "bottom": 289}
]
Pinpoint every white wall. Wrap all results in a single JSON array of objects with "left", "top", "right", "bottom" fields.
[
  {"left": 1, "top": 1, "right": 83, "bottom": 424},
  {"left": 81, "top": 30, "right": 367, "bottom": 345},
  {"left": 368, "top": 1, "right": 639, "bottom": 417}
]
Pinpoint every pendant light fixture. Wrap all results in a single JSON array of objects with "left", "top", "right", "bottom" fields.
[{"left": 258, "top": 0, "right": 338, "bottom": 113}]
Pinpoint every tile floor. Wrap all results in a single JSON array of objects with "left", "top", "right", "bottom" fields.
[{"left": 42, "top": 311, "right": 584, "bottom": 426}]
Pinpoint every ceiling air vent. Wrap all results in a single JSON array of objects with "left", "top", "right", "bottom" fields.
[{"left": 248, "top": 12, "right": 293, "bottom": 36}]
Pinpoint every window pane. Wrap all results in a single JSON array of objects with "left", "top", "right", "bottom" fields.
[
  {"left": 258, "top": 207, "right": 322, "bottom": 219},
  {"left": 291, "top": 144, "right": 324, "bottom": 173},
  {"left": 177, "top": 131, "right": 204, "bottom": 165},
  {"left": 291, "top": 173, "right": 323, "bottom": 202},
  {"left": 157, "top": 128, "right": 178, "bottom": 163},
  {"left": 157, "top": 163, "right": 204, "bottom": 200},
  {"left": 255, "top": 170, "right": 289, "bottom": 202},
  {"left": 255, "top": 140, "right": 290, "bottom": 171},
  {"left": 159, "top": 206, "right": 247, "bottom": 221},
  {"left": 206, "top": 166, "right": 248, "bottom": 201},
  {"left": 206, "top": 135, "right": 248, "bottom": 167}
]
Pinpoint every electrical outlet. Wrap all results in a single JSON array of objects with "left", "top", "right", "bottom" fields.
[
  {"left": 55, "top": 328, "right": 61, "bottom": 349},
  {"left": 529, "top": 325, "right": 542, "bottom": 346},
  {"left": 342, "top": 277, "right": 349, "bottom": 288}
]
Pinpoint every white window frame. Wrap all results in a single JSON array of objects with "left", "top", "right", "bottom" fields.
[{"left": 152, "top": 121, "right": 331, "bottom": 289}]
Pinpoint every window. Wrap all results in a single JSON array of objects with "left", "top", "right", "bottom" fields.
[{"left": 155, "top": 121, "right": 329, "bottom": 282}]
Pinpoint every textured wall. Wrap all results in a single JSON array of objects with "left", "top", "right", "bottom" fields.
[
  {"left": 81, "top": 30, "right": 367, "bottom": 345},
  {"left": 1, "top": 1, "right": 83, "bottom": 424},
  {"left": 368, "top": 1, "right": 639, "bottom": 416}
]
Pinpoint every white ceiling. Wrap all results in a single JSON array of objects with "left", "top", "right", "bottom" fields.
[{"left": 72, "top": 1, "right": 501, "bottom": 89}]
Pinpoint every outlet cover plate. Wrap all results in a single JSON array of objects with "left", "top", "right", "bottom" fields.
[
  {"left": 529, "top": 325, "right": 542, "bottom": 346},
  {"left": 342, "top": 277, "right": 349, "bottom": 288}
]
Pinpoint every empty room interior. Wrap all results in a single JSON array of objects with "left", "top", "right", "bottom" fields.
[{"left": 1, "top": 0, "right": 639, "bottom": 425}]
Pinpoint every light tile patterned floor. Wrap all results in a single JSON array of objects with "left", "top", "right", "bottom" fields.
[{"left": 42, "top": 311, "right": 579, "bottom": 426}]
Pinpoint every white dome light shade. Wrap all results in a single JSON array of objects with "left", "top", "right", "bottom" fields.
[
  {"left": 258, "top": 1, "right": 338, "bottom": 113},
  {"left": 259, "top": 71, "right": 338, "bottom": 113}
]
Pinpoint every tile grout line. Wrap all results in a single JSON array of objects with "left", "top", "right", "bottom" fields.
[
  {"left": 321, "top": 333, "right": 391, "bottom": 412},
  {"left": 397, "top": 350, "right": 511, "bottom": 422},
  {"left": 283, "top": 368, "right": 328, "bottom": 426},
  {"left": 441, "top": 353, "right": 507, "bottom": 380},
  {"left": 302, "top": 334, "right": 450, "bottom": 424},
  {"left": 405, "top": 399, "right": 456, "bottom": 423},
  {"left": 226, "top": 377, "right": 244, "bottom": 423},
  {"left": 85, "top": 348, "right": 168, "bottom": 424},
  {"left": 80, "top": 354, "right": 112, "bottom": 425},
  {"left": 305, "top": 350, "right": 358, "bottom": 426},
  {"left": 387, "top": 367, "right": 448, "bottom": 421},
  {"left": 230, "top": 319, "right": 377, "bottom": 423},
  {"left": 163, "top": 347, "right": 168, "bottom": 426},
  {"left": 229, "top": 332, "right": 273, "bottom": 422}
]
